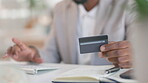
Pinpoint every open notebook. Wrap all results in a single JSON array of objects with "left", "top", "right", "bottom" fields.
[
  {"left": 52, "top": 67, "right": 135, "bottom": 83},
  {"left": 20, "top": 65, "right": 59, "bottom": 74}
]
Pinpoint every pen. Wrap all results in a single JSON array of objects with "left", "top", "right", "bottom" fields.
[{"left": 105, "top": 67, "right": 120, "bottom": 74}]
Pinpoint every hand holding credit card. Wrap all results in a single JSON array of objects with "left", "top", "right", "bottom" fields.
[{"left": 79, "top": 35, "right": 108, "bottom": 54}]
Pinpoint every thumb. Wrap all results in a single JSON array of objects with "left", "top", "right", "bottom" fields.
[{"left": 12, "top": 38, "right": 27, "bottom": 50}]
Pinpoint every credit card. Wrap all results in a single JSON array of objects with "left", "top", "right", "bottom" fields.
[{"left": 79, "top": 35, "right": 108, "bottom": 54}]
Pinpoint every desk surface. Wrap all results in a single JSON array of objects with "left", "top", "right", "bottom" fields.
[{"left": 26, "top": 63, "right": 136, "bottom": 83}]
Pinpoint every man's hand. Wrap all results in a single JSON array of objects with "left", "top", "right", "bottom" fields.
[
  {"left": 6, "top": 38, "right": 43, "bottom": 63},
  {"left": 98, "top": 41, "right": 132, "bottom": 68}
]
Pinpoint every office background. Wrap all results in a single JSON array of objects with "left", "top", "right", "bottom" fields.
[{"left": 0, "top": 0, "right": 62, "bottom": 56}]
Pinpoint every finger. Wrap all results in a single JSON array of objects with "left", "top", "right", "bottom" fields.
[
  {"left": 99, "top": 41, "right": 114, "bottom": 54},
  {"left": 118, "top": 55, "right": 131, "bottom": 63},
  {"left": 100, "top": 41, "right": 130, "bottom": 52},
  {"left": 12, "top": 38, "right": 27, "bottom": 51},
  {"left": 107, "top": 57, "right": 119, "bottom": 63},
  {"left": 119, "top": 62, "right": 132, "bottom": 68},
  {"left": 2, "top": 54, "right": 10, "bottom": 59},
  {"left": 113, "top": 63, "right": 119, "bottom": 68},
  {"left": 98, "top": 52, "right": 107, "bottom": 58},
  {"left": 105, "top": 48, "right": 130, "bottom": 58}
]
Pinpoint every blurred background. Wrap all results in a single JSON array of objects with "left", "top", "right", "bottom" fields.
[{"left": 0, "top": 0, "right": 62, "bottom": 56}]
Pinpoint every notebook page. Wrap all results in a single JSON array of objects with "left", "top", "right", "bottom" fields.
[
  {"left": 55, "top": 66, "right": 111, "bottom": 80},
  {"left": 20, "top": 65, "right": 59, "bottom": 74}
]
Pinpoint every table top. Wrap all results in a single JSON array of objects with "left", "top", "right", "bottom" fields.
[{"left": 25, "top": 63, "right": 136, "bottom": 83}]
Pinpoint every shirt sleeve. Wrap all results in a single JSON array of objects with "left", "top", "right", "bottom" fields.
[{"left": 39, "top": 18, "right": 61, "bottom": 63}]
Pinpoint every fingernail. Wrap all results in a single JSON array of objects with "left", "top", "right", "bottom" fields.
[{"left": 100, "top": 46, "right": 105, "bottom": 51}]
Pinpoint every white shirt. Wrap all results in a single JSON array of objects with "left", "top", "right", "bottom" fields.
[{"left": 78, "top": 5, "right": 98, "bottom": 65}]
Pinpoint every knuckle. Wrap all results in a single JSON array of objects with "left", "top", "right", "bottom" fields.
[
  {"left": 113, "top": 50, "right": 120, "bottom": 56},
  {"left": 116, "top": 50, "right": 121, "bottom": 55},
  {"left": 119, "top": 61, "right": 131, "bottom": 67},
  {"left": 118, "top": 57, "right": 123, "bottom": 62},
  {"left": 107, "top": 50, "right": 119, "bottom": 57},
  {"left": 118, "top": 56, "right": 127, "bottom": 62},
  {"left": 108, "top": 58, "right": 118, "bottom": 63},
  {"left": 105, "top": 44, "right": 114, "bottom": 51},
  {"left": 111, "top": 42, "right": 120, "bottom": 50},
  {"left": 123, "top": 48, "right": 131, "bottom": 56},
  {"left": 120, "top": 41, "right": 130, "bottom": 47},
  {"left": 118, "top": 41, "right": 126, "bottom": 47},
  {"left": 119, "top": 63, "right": 126, "bottom": 68},
  {"left": 107, "top": 52, "right": 113, "bottom": 57},
  {"left": 116, "top": 48, "right": 129, "bottom": 56},
  {"left": 116, "top": 42, "right": 120, "bottom": 48},
  {"left": 106, "top": 52, "right": 110, "bottom": 56},
  {"left": 122, "top": 49, "right": 127, "bottom": 55}
]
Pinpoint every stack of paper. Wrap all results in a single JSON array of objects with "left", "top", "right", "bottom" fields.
[{"left": 20, "top": 65, "right": 59, "bottom": 74}]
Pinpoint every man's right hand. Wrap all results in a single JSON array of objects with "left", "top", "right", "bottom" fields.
[{"left": 6, "top": 38, "right": 43, "bottom": 64}]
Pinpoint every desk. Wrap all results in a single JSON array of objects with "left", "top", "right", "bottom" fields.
[{"left": 26, "top": 63, "right": 136, "bottom": 83}]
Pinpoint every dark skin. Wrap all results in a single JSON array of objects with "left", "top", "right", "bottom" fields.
[
  {"left": 83, "top": 0, "right": 99, "bottom": 11},
  {"left": 5, "top": 0, "right": 132, "bottom": 68},
  {"left": 99, "top": 41, "right": 132, "bottom": 68}
]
